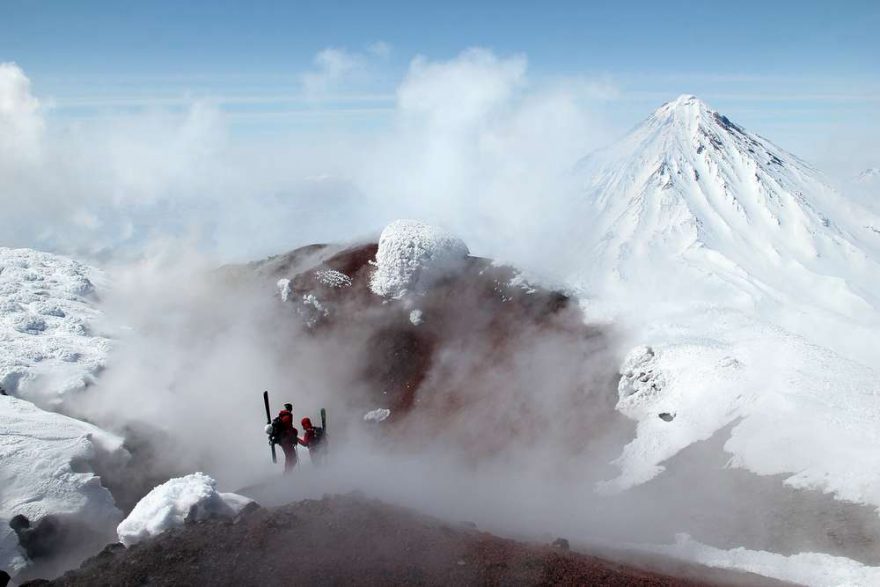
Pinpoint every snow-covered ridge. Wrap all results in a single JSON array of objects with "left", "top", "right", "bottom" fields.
[
  {"left": 0, "top": 247, "right": 111, "bottom": 403},
  {"left": 1, "top": 394, "right": 126, "bottom": 576}
]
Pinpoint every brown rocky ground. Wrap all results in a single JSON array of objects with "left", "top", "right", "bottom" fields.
[{"left": 24, "top": 495, "right": 792, "bottom": 587}]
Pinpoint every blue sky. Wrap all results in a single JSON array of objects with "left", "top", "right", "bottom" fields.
[
  {"left": 2, "top": 0, "right": 879, "bottom": 169},
  {"left": 4, "top": 1, "right": 878, "bottom": 76}
]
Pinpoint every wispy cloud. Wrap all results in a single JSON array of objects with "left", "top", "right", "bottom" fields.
[{"left": 300, "top": 42, "right": 392, "bottom": 101}]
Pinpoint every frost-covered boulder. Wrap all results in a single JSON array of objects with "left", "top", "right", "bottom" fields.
[
  {"left": 0, "top": 248, "right": 111, "bottom": 403},
  {"left": 0, "top": 395, "right": 126, "bottom": 577},
  {"left": 369, "top": 220, "right": 469, "bottom": 298},
  {"left": 117, "top": 473, "right": 253, "bottom": 546}
]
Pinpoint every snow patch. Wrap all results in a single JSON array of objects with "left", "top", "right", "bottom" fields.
[
  {"left": 651, "top": 533, "right": 880, "bottom": 587},
  {"left": 409, "top": 309, "right": 423, "bottom": 325},
  {"left": 117, "top": 473, "right": 252, "bottom": 547},
  {"left": 369, "top": 220, "right": 469, "bottom": 298},
  {"left": 508, "top": 272, "right": 538, "bottom": 294}
]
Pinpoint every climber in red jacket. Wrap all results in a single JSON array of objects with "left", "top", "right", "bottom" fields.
[{"left": 299, "top": 417, "right": 327, "bottom": 465}]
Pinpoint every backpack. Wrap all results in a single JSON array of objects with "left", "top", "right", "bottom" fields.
[
  {"left": 311, "top": 426, "right": 326, "bottom": 447},
  {"left": 269, "top": 416, "right": 287, "bottom": 443}
]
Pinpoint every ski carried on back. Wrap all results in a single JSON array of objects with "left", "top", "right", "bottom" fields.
[
  {"left": 263, "top": 390, "right": 277, "bottom": 463},
  {"left": 320, "top": 407, "right": 327, "bottom": 433}
]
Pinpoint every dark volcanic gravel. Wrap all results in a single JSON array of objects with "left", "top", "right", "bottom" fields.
[{"left": 28, "top": 495, "right": 791, "bottom": 587}]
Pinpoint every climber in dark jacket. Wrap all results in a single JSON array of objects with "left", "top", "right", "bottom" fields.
[{"left": 269, "top": 403, "right": 298, "bottom": 473}]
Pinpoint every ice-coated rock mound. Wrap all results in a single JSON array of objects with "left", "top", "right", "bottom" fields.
[
  {"left": 370, "top": 220, "right": 469, "bottom": 298},
  {"left": 1, "top": 395, "right": 126, "bottom": 576},
  {"left": 117, "top": 473, "right": 252, "bottom": 546}
]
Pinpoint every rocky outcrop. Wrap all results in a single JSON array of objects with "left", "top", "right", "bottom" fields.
[{"left": 241, "top": 223, "right": 623, "bottom": 459}]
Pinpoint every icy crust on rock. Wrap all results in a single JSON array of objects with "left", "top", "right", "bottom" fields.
[
  {"left": 276, "top": 278, "right": 291, "bottom": 302},
  {"left": 299, "top": 293, "right": 329, "bottom": 327},
  {"left": 315, "top": 269, "right": 352, "bottom": 288},
  {"left": 117, "top": 473, "right": 252, "bottom": 547},
  {"left": 369, "top": 220, "right": 469, "bottom": 298},
  {"left": 364, "top": 408, "right": 391, "bottom": 422},
  {"left": 0, "top": 247, "right": 111, "bottom": 402},
  {"left": 617, "top": 346, "right": 666, "bottom": 409},
  {"left": 0, "top": 395, "right": 126, "bottom": 576}
]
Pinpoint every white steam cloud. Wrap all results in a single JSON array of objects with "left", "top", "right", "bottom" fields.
[
  {"left": 0, "top": 62, "right": 43, "bottom": 162},
  {"left": 0, "top": 49, "right": 613, "bottom": 277}
]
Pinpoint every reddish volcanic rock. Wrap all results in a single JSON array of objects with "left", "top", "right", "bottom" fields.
[
  {"left": 242, "top": 239, "right": 624, "bottom": 460},
  {"left": 28, "top": 495, "right": 790, "bottom": 587}
]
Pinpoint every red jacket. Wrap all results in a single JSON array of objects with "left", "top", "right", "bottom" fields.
[{"left": 299, "top": 417, "right": 315, "bottom": 447}]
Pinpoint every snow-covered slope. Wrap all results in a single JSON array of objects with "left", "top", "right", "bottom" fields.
[
  {"left": 575, "top": 95, "right": 880, "bottom": 325},
  {"left": 0, "top": 247, "right": 111, "bottom": 404},
  {"left": 849, "top": 167, "right": 880, "bottom": 215},
  {"left": 573, "top": 96, "right": 880, "bottom": 509},
  {"left": 0, "top": 395, "right": 126, "bottom": 577}
]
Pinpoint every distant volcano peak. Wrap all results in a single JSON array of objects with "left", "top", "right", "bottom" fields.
[
  {"left": 646, "top": 95, "right": 748, "bottom": 141},
  {"left": 574, "top": 94, "right": 879, "bottom": 316},
  {"left": 656, "top": 93, "right": 706, "bottom": 113}
]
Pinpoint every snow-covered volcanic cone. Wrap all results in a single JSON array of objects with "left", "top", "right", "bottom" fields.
[{"left": 575, "top": 95, "right": 880, "bottom": 317}]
